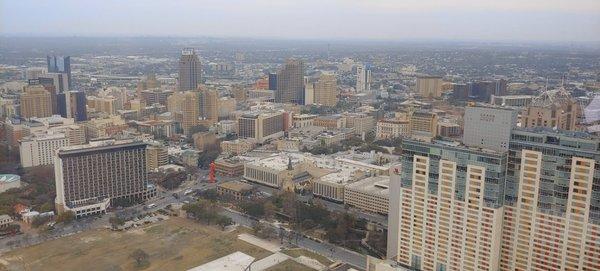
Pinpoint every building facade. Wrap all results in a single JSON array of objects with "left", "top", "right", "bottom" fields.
[
  {"left": 178, "top": 48, "right": 202, "bottom": 91},
  {"left": 276, "top": 59, "right": 304, "bottom": 104},
  {"left": 463, "top": 105, "right": 517, "bottom": 152},
  {"left": 314, "top": 74, "right": 338, "bottom": 107}
]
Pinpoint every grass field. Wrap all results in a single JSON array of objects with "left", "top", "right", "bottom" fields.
[
  {"left": 282, "top": 248, "right": 333, "bottom": 266},
  {"left": 0, "top": 218, "right": 272, "bottom": 271}
]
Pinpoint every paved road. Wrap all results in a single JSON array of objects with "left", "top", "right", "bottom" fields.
[{"left": 222, "top": 208, "right": 367, "bottom": 270}]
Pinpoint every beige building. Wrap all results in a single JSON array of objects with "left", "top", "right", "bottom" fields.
[
  {"left": 83, "top": 115, "right": 128, "bottom": 140},
  {"left": 19, "top": 125, "right": 85, "bottom": 168},
  {"left": 167, "top": 91, "right": 186, "bottom": 114},
  {"left": 376, "top": 119, "right": 410, "bottom": 139},
  {"left": 87, "top": 96, "right": 117, "bottom": 115},
  {"left": 146, "top": 144, "right": 168, "bottom": 171},
  {"left": 344, "top": 113, "right": 376, "bottom": 136},
  {"left": 313, "top": 74, "right": 338, "bottom": 106},
  {"left": 214, "top": 157, "right": 246, "bottom": 177},
  {"left": 20, "top": 85, "right": 52, "bottom": 118},
  {"left": 344, "top": 176, "right": 389, "bottom": 215},
  {"left": 243, "top": 153, "right": 313, "bottom": 189},
  {"left": 221, "top": 139, "right": 255, "bottom": 155},
  {"left": 521, "top": 88, "right": 579, "bottom": 131},
  {"left": 217, "top": 97, "right": 236, "bottom": 120},
  {"left": 217, "top": 181, "right": 254, "bottom": 200},
  {"left": 181, "top": 91, "right": 200, "bottom": 134},
  {"left": 409, "top": 111, "right": 438, "bottom": 140},
  {"left": 292, "top": 114, "right": 317, "bottom": 128},
  {"left": 314, "top": 115, "right": 346, "bottom": 129},
  {"left": 416, "top": 76, "right": 443, "bottom": 98},
  {"left": 238, "top": 111, "right": 285, "bottom": 143},
  {"left": 198, "top": 88, "right": 219, "bottom": 124}
]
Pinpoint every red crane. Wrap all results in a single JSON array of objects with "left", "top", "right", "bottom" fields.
[{"left": 209, "top": 161, "right": 216, "bottom": 183}]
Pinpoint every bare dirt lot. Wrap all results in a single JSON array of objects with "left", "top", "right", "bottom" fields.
[{"left": 0, "top": 217, "right": 271, "bottom": 271}]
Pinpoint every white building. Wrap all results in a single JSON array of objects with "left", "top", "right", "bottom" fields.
[
  {"left": 0, "top": 174, "right": 21, "bottom": 193},
  {"left": 344, "top": 176, "right": 389, "bottom": 215},
  {"left": 376, "top": 120, "right": 410, "bottom": 140},
  {"left": 356, "top": 64, "right": 372, "bottom": 93}
]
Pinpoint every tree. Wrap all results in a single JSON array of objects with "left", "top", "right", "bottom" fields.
[
  {"left": 56, "top": 211, "right": 75, "bottom": 224},
  {"left": 216, "top": 216, "right": 233, "bottom": 230},
  {"left": 186, "top": 125, "right": 209, "bottom": 139},
  {"left": 130, "top": 248, "right": 150, "bottom": 268},
  {"left": 240, "top": 201, "right": 265, "bottom": 218}
]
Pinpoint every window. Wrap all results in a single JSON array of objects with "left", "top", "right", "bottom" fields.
[
  {"left": 436, "top": 263, "right": 447, "bottom": 271},
  {"left": 411, "top": 255, "right": 422, "bottom": 270}
]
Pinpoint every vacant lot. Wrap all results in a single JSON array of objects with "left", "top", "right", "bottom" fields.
[
  {"left": 265, "top": 259, "right": 314, "bottom": 271},
  {"left": 0, "top": 218, "right": 271, "bottom": 271}
]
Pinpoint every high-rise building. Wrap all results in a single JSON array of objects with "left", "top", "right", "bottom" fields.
[
  {"left": 521, "top": 88, "right": 579, "bottom": 131},
  {"left": 181, "top": 91, "right": 200, "bottom": 134},
  {"left": 47, "top": 55, "right": 71, "bottom": 89},
  {"left": 55, "top": 140, "right": 153, "bottom": 217},
  {"left": 146, "top": 144, "right": 168, "bottom": 172},
  {"left": 268, "top": 73, "right": 278, "bottom": 91},
  {"left": 416, "top": 76, "right": 443, "bottom": 98},
  {"left": 453, "top": 79, "right": 508, "bottom": 101},
  {"left": 178, "top": 48, "right": 202, "bottom": 91},
  {"left": 140, "top": 89, "right": 174, "bottom": 106},
  {"left": 25, "top": 67, "right": 47, "bottom": 81},
  {"left": 20, "top": 125, "right": 85, "bottom": 168},
  {"left": 70, "top": 91, "right": 87, "bottom": 122},
  {"left": 356, "top": 64, "right": 372, "bottom": 92},
  {"left": 388, "top": 138, "right": 508, "bottom": 271},
  {"left": 238, "top": 111, "right": 285, "bottom": 143},
  {"left": 20, "top": 85, "right": 53, "bottom": 118},
  {"left": 501, "top": 128, "right": 600, "bottom": 271},
  {"left": 198, "top": 88, "right": 218, "bottom": 124},
  {"left": 314, "top": 74, "right": 338, "bottom": 107},
  {"left": 276, "top": 59, "right": 304, "bottom": 104},
  {"left": 463, "top": 105, "right": 517, "bottom": 152},
  {"left": 38, "top": 73, "right": 69, "bottom": 93},
  {"left": 387, "top": 128, "right": 600, "bottom": 271}
]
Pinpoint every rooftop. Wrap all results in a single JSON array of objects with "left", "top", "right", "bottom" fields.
[
  {"left": 345, "top": 176, "right": 390, "bottom": 198},
  {"left": 218, "top": 181, "right": 254, "bottom": 192}
]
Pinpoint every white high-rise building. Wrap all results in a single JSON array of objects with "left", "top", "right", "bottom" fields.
[{"left": 356, "top": 64, "right": 372, "bottom": 92}]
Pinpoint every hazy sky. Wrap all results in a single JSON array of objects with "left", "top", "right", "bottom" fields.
[{"left": 1, "top": 0, "right": 599, "bottom": 42}]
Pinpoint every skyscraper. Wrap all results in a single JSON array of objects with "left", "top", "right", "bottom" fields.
[
  {"left": 356, "top": 64, "right": 372, "bottom": 92},
  {"left": 268, "top": 73, "right": 278, "bottom": 91},
  {"left": 47, "top": 55, "right": 71, "bottom": 89},
  {"left": 416, "top": 76, "right": 443, "bottom": 98},
  {"left": 276, "top": 59, "right": 305, "bottom": 104},
  {"left": 178, "top": 48, "right": 202, "bottom": 91},
  {"left": 69, "top": 91, "right": 87, "bottom": 122},
  {"left": 314, "top": 73, "right": 338, "bottom": 107}
]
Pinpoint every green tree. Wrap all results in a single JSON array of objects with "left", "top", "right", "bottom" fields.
[
  {"left": 109, "top": 216, "right": 126, "bottom": 229},
  {"left": 130, "top": 249, "right": 150, "bottom": 269}
]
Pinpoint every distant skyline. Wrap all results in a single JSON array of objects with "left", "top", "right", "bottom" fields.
[{"left": 1, "top": 0, "right": 599, "bottom": 42}]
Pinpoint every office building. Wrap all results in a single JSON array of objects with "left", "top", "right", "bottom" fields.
[
  {"left": 292, "top": 114, "right": 317, "bottom": 128},
  {"left": 217, "top": 181, "right": 254, "bottom": 200},
  {"left": 276, "top": 59, "right": 304, "bottom": 104},
  {"left": 221, "top": 139, "right": 255, "bottom": 155},
  {"left": 314, "top": 74, "right": 338, "bottom": 107},
  {"left": 38, "top": 73, "right": 69, "bottom": 93},
  {"left": 47, "top": 55, "right": 71, "bottom": 89},
  {"left": 20, "top": 125, "right": 85, "bottom": 168},
  {"left": 83, "top": 115, "right": 128, "bottom": 140},
  {"left": 146, "top": 144, "right": 168, "bottom": 172},
  {"left": 192, "top": 131, "right": 217, "bottom": 152},
  {"left": 181, "top": 91, "right": 200, "bottom": 134},
  {"left": 268, "top": 73, "right": 277, "bottom": 90},
  {"left": 376, "top": 119, "right": 410, "bottom": 139},
  {"left": 344, "top": 113, "right": 376, "bottom": 136},
  {"left": 198, "top": 88, "right": 218, "bottom": 124},
  {"left": 463, "top": 105, "right": 517, "bottom": 152},
  {"left": 409, "top": 111, "right": 438, "bottom": 140},
  {"left": 238, "top": 111, "right": 285, "bottom": 143},
  {"left": 314, "top": 115, "right": 346, "bottom": 129},
  {"left": 55, "top": 140, "right": 152, "bottom": 217},
  {"left": 25, "top": 67, "right": 47, "bottom": 81},
  {"left": 87, "top": 95, "right": 117, "bottom": 115},
  {"left": 454, "top": 80, "right": 508, "bottom": 101},
  {"left": 501, "top": 129, "right": 600, "bottom": 271},
  {"left": 521, "top": 88, "right": 579, "bottom": 131},
  {"left": 69, "top": 91, "right": 87, "bottom": 121},
  {"left": 388, "top": 139, "right": 507, "bottom": 271},
  {"left": 356, "top": 64, "right": 372, "bottom": 92},
  {"left": 178, "top": 48, "right": 202, "bottom": 91},
  {"left": 304, "top": 81, "right": 314, "bottom": 105},
  {"left": 214, "top": 157, "right": 246, "bottom": 177},
  {"left": 20, "top": 85, "right": 53, "bottom": 118},
  {"left": 416, "top": 76, "right": 443, "bottom": 98},
  {"left": 344, "top": 176, "right": 389, "bottom": 215},
  {"left": 140, "top": 89, "right": 173, "bottom": 106},
  {"left": 243, "top": 153, "right": 312, "bottom": 189}
]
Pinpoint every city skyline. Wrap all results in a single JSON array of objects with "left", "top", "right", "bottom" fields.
[{"left": 1, "top": 0, "right": 600, "bottom": 42}]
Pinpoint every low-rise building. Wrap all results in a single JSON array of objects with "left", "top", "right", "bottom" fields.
[
  {"left": 146, "top": 144, "right": 168, "bottom": 171},
  {"left": 344, "top": 176, "right": 389, "bottom": 215},
  {"left": 243, "top": 153, "right": 313, "bottom": 189},
  {"left": 314, "top": 115, "right": 346, "bottom": 129},
  {"left": 376, "top": 119, "right": 410, "bottom": 139},
  {"left": 221, "top": 139, "right": 255, "bottom": 155},
  {"left": 0, "top": 214, "right": 13, "bottom": 228},
  {"left": 217, "top": 181, "right": 254, "bottom": 200},
  {"left": 276, "top": 138, "right": 300, "bottom": 152},
  {"left": 214, "top": 157, "right": 246, "bottom": 177},
  {"left": 292, "top": 114, "right": 317, "bottom": 128},
  {"left": 193, "top": 132, "right": 218, "bottom": 152}
]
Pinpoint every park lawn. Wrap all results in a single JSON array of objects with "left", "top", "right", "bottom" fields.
[
  {"left": 0, "top": 217, "right": 271, "bottom": 271},
  {"left": 282, "top": 248, "right": 333, "bottom": 266},
  {"left": 264, "top": 259, "right": 315, "bottom": 271}
]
